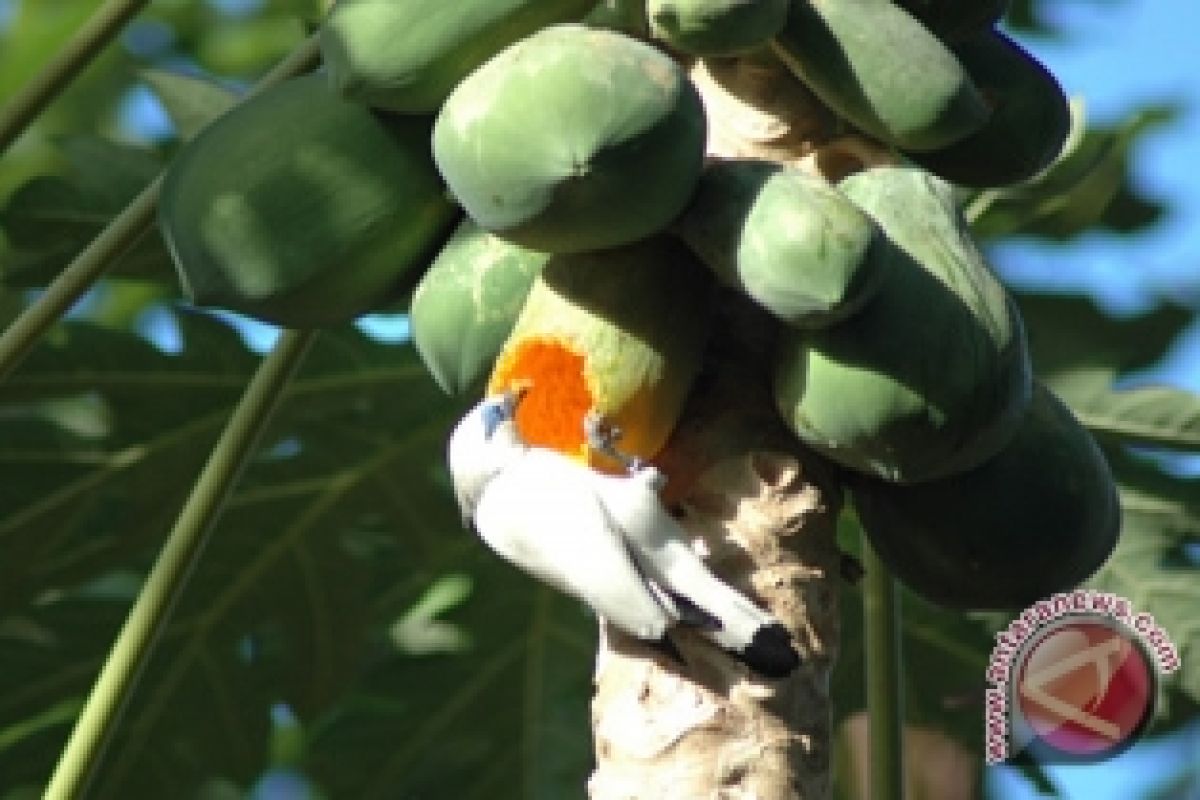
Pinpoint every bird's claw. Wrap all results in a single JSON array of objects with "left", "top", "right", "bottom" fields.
[{"left": 583, "top": 410, "right": 645, "bottom": 475}]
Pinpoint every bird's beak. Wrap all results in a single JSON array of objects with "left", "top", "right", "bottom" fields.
[{"left": 502, "top": 380, "right": 532, "bottom": 415}]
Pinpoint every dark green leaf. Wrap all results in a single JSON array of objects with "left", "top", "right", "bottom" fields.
[
  {"left": 0, "top": 315, "right": 595, "bottom": 797},
  {"left": 1015, "top": 292, "right": 1193, "bottom": 377},
  {"left": 970, "top": 104, "right": 1176, "bottom": 241},
  {"left": 1048, "top": 369, "right": 1200, "bottom": 452},
  {"left": 0, "top": 138, "right": 174, "bottom": 288}
]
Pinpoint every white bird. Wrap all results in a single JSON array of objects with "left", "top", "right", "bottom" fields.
[
  {"left": 583, "top": 413, "right": 799, "bottom": 677},
  {"left": 446, "top": 391, "right": 800, "bottom": 678}
]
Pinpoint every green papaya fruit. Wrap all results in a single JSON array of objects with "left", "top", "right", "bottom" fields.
[
  {"left": 851, "top": 384, "right": 1120, "bottom": 610},
  {"left": 409, "top": 218, "right": 549, "bottom": 396},
  {"left": 433, "top": 24, "right": 707, "bottom": 253},
  {"left": 774, "top": 166, "right": 1031, "bottom": 482},
  {"left": 584, "top": 0, "right": 650, "bottom": 36},
  {"left": 673, "top": 158, "right": 891, "bottom": 327},
  {"left": 648, "top": 0, "right": 788, "bottom": 56},
  {"left": 159, "top": 75, "right": 458, "bottom": 328},
  {"left": 488, "top": 236, "right": 714, "bottom": 471},
  {"left": 907, "top": 30, "right": 1071, "bottom": 187},
  {"left": 320, "top": 0, "right": 594, "bottom": 114},
  {"left": 772, "top": 0, "right": 989, "bottom": 151},
  {"left": 893, "top": 0, "right": 1010, "bottom": 41}
]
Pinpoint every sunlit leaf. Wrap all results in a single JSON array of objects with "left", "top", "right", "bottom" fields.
[
  {"left": 1048, "top": 369, "right": 1200, "bottom": 452},
  {"left": 141, "top": 69, "right": 238, "bottom": 141},
  {"left": 970, "top": 104, "right": 1177, "bottom": 240}
]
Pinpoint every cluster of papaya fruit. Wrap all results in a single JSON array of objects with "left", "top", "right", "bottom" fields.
[{"left": 156, "top": 0, "right": 1117, "bottom": 611}]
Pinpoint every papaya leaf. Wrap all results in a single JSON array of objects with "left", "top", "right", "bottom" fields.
[
  {"left": 1006, "top": 0, "right": 1131, "bottom": 38},
  {"left": 0, "top": 313, "right": 595, "bottom": 797},
  {"left": 1141, "top": 761, "right": 1200, "bottom": 800},
  {"left": 1004, "top": 0, "right": 1055, "bottom": 35},
  {"left": 56, "top": 136, "right": 162, "bottom": 206},
  {"left": 0, "top": 137, "right": 174, "bottom": 288},
  {"left": 1086, "top": 486, "right": 1200, "bottom": 727},
  {"left": 970, "top": 103, "right": 1176, "bottom": 240},
  {"left": 140, "top": 69, "right": 238, "bottom": 141},
  {"left": 1047, "top": 368, "right": 1200, "bottom": 452},
  {"left": 1103, "top": 444, "right": 1200, "bottom": 509},
  {"left": 1015, "top": 292, "right": 1193, "bottom": 376}
]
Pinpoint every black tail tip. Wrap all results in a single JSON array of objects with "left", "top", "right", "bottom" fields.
[{"left": 740, "top": 623, "right": 801, "bottom": 679}]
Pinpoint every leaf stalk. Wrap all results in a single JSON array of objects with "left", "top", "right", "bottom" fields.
[
  {"left": 0, "top": 0, "right": 150, "bottom": 154},
  {"left": 44, "top": 328, "right": 317, "bottom": 799},
  {"left": 864, "top": 539, "right": 905, "bottom": 800}
]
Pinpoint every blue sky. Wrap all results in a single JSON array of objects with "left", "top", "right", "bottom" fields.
[{"left": 994, "top": 1, "right": 1200, "bottom": 384}]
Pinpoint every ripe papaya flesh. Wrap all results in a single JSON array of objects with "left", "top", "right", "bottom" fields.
[
  {"left": 894, "top": 0, "right": 1010, "bottom": 41},
  {"left": 850, "top": 384, "right": 1120, "bottom": 610},
  {"left": 409, "top": 218, "right": 549, "bottom": 396},
  {"left": 433, "top": 24, "right": 707, "bottom": 254},
  {"left": 673, "top": 158, "right": 891, "bottom": 327},
  {"left": 487, "top": 236, "right": 714, "bottom": 472},
  {"left": 159, "top": 75, "right": 458, "bottom": 327},
  {"left": 320, "top": 0, "right": 594, "bottom": 113},
  {"left": 772, "top": 0, "right": 988, "bottom": 152},
  {"left": 774, "top": 166, "right": 1031, "bottom": 482},
  {"left": 907, "top": 30, "right": 1071, "bottom": 188},
  {"left": 648, "top": 0, "right": 788, "bottom": 56}
]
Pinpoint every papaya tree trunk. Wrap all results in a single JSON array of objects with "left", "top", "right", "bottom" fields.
[
  {"left": 588, "top": 299, "right": 843, "bottom": 799},
  {"left": 588, "top": 54, "right": 864, "bottom": 800}
]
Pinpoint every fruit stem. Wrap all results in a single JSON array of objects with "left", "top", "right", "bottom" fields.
[
  {"left": 0, "top": 0, "right": 149, "bottom": 154},
  {"left": 863, "top": 538, "right": 905, "bottom": 800},
  {"left": 43, "top": 328, "right": 317, "bottom": 800},
  {"left": 0, "top": 33, "right": 323, "bottom": 381}
]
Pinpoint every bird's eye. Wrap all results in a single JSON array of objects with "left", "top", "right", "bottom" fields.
[{"left": 481, "top": 401, "right": 509, "bottom": 438}]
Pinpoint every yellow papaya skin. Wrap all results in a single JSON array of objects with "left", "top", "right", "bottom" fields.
[
  {"left": 487, "top": 236, "right": 714, "bottom": 470},
  {"left": 850, "top": 385, "right": 1120, "bottom": 611},
  {"left": 771, "top": 0, "right": 989, "bottom": 151}
]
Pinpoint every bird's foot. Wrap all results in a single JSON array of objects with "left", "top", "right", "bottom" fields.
[{"left": 582, "top": 409, "right": 645, "bottom": 475}]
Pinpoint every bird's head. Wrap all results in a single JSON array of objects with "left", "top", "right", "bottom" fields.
[{"left": 445, "top": 386, "right": 528, "bottom": 524}]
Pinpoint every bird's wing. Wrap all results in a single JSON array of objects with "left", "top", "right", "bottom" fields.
[
  {"left": 472, "top": 450, "right": 674, "bottom": 642},
  {"left": 592, "top": 469, "right": 801, "bottom": 678}
]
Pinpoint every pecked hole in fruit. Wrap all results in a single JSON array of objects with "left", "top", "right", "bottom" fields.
[{"left": 491, "top": 337, "right": 592, "bottom": 459}]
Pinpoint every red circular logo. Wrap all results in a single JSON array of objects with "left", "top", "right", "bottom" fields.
[{"left": 1014, "top": 617, "right": 1155, "bottom": 761}]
